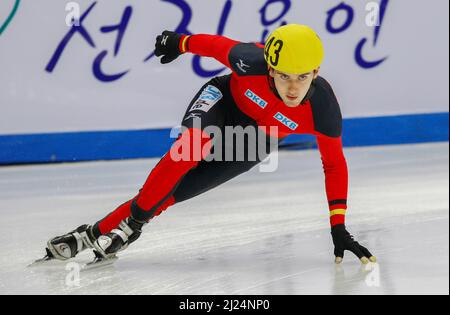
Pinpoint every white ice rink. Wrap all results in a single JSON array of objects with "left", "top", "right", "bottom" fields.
[{"left": 0, "top": 143, "right": 448, "bottom": 295}]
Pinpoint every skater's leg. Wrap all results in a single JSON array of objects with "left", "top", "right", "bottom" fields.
[
  {"left": 90, "top": 126, "right": 215, "bottom": 259},
  {"left": 131, "top": 127, "right": 213, "bottom": 221},
  {"left": 44, "top": 130, "right": 207, "bottom": 260},
  {"left": 94, "top": 159, "right": 263, "bottom": 236},
  {"left": 153, "top": 160, "right": 261, "bottom": 216},
  {"left": 92, "top": 194, "right": 176, "bottom": 238},
  {"left": 89, "top": 78, "right": 229, "bottom": 256},
  {"left": 154, "top": 132, "right": 283, "bottom": 214},
  {"left": 92, "top": 114, "right": 224, "bottom": 235},
  {"left": 44, "top": 159, "right": 263, "bottom": 261}
]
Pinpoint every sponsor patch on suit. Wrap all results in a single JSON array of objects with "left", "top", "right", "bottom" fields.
[{"left": 189, "top": 85, "right": 223, "bottom": 113}]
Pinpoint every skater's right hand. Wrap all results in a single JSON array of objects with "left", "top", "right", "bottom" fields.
[{"left": 155, "top": 30, "right": 188, "bottom": 64}]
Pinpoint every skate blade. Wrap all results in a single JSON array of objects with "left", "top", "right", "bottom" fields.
[
  {"left": 81, "top": 256, "right": 118, "bottom": 271},
  {"left": 28, "top": 256, "right": 56, "bottom": 268}
]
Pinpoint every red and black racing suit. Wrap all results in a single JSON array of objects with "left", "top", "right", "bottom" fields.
[{"left": 92, "top": 35, "right": 348, "bottom": 237}]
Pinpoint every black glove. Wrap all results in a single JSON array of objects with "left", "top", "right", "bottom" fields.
[
  {"left": 331, "top": 224, "right": 376, "bottom": 264},
  {"left": 155, "top": 30, "right": 185, "bottom": 64}
]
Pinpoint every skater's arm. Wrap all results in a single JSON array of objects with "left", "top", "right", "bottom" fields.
[
  {"left": 318, "top": 146, "right": 377, "bottom": 266},
  {"left": 154, "top": 30, "right": 239, "bottom": 67},
  {"left": 182, "top": 34, "right": 240, "bottom": 69},
  {"left": 310, "top": 76, "right": 347, "bottom": 226},
  {"left": 316, "top": 135, "right": 348, "bottom": 227},
  {"left": 311, "top": 78, "right": 376, "bottom": 264},
  {"left": 185, "top": 35, "right": 268, "bottom": 75},
  {"left": 155, "top": 31, "right": 267, "bottom": 75}
]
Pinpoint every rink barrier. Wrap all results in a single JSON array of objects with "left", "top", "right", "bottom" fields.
[{"left": 0, "top": 112, "right": 448, "bottom": 165}]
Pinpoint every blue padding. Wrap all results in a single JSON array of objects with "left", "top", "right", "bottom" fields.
[
  {"left": 0, "top": 129, "right": 175, "bottom": 164},
  {"left": 342, "top": 113, "right": 449, "bottom": 147},
  {"left": 0, "top": 112, "right": 448, "bottom": 165}
]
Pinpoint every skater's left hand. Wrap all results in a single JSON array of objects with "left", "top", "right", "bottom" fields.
[{"left": 331, "top": 224, "right": 377, "bottom": 264}]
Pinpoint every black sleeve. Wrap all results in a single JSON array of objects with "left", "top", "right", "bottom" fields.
[
  {"left": 228, "top": 43, "right": 269, "bottom": 76},
  {"left": 310, "top": 76, "right": 343, "bottom": 138}
]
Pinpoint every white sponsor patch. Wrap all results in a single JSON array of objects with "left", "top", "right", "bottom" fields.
[{"left": 189, "top": 85, "right": 223, "bottom": 113}]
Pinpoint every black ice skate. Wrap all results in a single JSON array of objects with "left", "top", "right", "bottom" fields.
[
  {"left": 92, "top": 217, "right": 145, "bottom": 260},
  {"left": 30, "top": 225, "right": 97, "bottom": 266}
]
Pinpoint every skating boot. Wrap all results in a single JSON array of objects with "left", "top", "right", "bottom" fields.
[
  {"left": 93, "top": 216, "right": 145, "bottom": 259},
  {"left": 46, "top": 224, "right": 97, "bottom": 261}
]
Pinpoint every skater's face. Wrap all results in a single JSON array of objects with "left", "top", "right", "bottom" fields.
[{"left": 269, "top": 68, "right": 319, "bottom": 107}]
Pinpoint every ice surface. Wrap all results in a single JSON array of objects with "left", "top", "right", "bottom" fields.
[{"left": 0, "top": 143, "right": 448, "bottom": 295}]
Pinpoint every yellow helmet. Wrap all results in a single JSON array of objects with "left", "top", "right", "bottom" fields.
[{"left": 264, "top": 24, "right": 324, "bottom": 74}]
